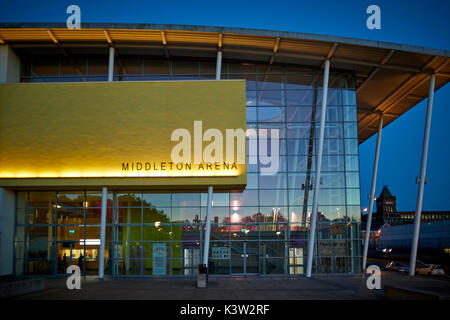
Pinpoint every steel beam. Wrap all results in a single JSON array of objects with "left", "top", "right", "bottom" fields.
[
  {"left": 409, "top": 73, "right": 436, "bottom": 276},
  {"left": 306, "top": 59, "right": 330, "bottom": 278},
  {"left": 362, "top": 114, "right": 383, "bottom": 270}
]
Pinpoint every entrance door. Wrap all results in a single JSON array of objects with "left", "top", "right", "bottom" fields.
[
  {"left": 56, "top": 241, "right": 76, "bottom": 274},
  {"left": 231, "top": 241, "right": 258, "bottom": 274}
]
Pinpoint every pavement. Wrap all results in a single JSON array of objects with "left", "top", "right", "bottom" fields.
[{"left": 6, "top": 272, "right": 450, "bottom": 300}]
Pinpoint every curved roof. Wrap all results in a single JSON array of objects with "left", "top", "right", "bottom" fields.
[{"left": 1, "top": 23, "right": 449, "bottom": 143}]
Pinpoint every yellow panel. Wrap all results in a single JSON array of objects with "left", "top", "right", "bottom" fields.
[{"left": 0, "top": 80, "right": 246, "bottom": 190}]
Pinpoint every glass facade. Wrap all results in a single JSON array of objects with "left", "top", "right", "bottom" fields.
[{"left": 16, "top": 56, "right": 361, "bottom": 275}]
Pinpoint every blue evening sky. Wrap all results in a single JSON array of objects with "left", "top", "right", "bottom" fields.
[{"left": 1, "top": 0, "right": 449, "bottom": 212}]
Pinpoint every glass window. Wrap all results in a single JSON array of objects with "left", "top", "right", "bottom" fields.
[
  {"left": 117, "top": 57, "right": 142, "bottom": 75},
  {"left": 259, "top": 189, "right": 287, "bottom": 206},
  {"left": 172, "top": 193, "right": 200, "bottom": 207},
  {"left": 29, "top": 192, "right": 56, "bottom": 208},
  {"left": 201, "top": 193, "right": 229, "bottom": 207},
  {"left": 285, "top": 73, "right": 313, "bottom": 89},
  {"left": 143, "top": 59, "right": 170, "bottom": 75},
  {"left": 143, "top": 193, "right": 171, "bottom": 207},
  {"left": 230, "top": 189, "right": 258, "bottom": 207},
  {"left": 257, "top": 74, "right": 283, "bottom": 90},
  {"left": 116, "top": 193, "right": 142, "bottom": 207},
  {"left": 285, "top": 90, "right": 314, "bottom": 106},
  {"left": 257, "top": 107, "right": 285, "bottom": 122},
  {"left": 344, "top": 139, "right": 359, "bottom": 155},
  {"left": 343, "top": 106, "right": 357, "bottom": 122},
  {"left": 202, "top": 206, "right": 230, "bottom": 224},
  {"left": 257, "top": 90, "right": 282, "bottom": 106},
  {"left": 57, "top": 192, "right": 84, "bottom": 207},
  {"left": 286, "top": 107, "right": 313, "bottom": 122},
  {"left": 172, "top": 60, "right": 199, "bottom": 75},
  {"left": 259, "top": 173, "right": 287, "bottom": 189},
  {"left": 143, "top": 207, "right": 171, "bottom": 224},
  {"left": 87, "top": 57, "right": 108, "bottom": 75},
  {"left": 346, "top": 172, "right": 360, "bottom": 188},
  {"left": 172, "top": 207, "right": 201, "bottom": 224},
  {"left": 344, "top": 122, "right": 358, "bottom": 138}
]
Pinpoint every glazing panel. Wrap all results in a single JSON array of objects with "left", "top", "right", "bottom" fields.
[
  {"left": 285, "top": 90, "right": 314, "bottom": 106},
  {"left": 345, "top": 156, "right": 359, "bottom": 171},
  {"left": 256, "top": 90, "right": 282, "bottom": 106},
  {"left": 143, "top": 59, "right": 170, "bottom": 74},
  {"left": 259, "top": 173, "right": 287, "bottom": 189},
  {"left": 230, "top": 206, "right": 259, "bottom": 223},
  {"left": 143, "top": 207, "right": 171, "bottom": 224},
  {"left": 259, "top": 207, "right": 288, "bottom": 223},
  {"left": 29, "top": 192, "right": 56, "bottom": 207},
  {"left": 117, "top": 207, "right": 141, "bottom": 224},
  {"left": 344, "top": 122, "right": 358, "bottom": 138},
  {"left": 246, "top": 107, "right": 257, "bottom": 121},
  {"left": 28, "top": 208, "right": 54, "bottom": 224},
  {"left": 116, "top": 192, "right": 142, "bottom": 207},
  {"left": 257, "top": 74, "right": 283, "bottom": 90},
  {"left": 57, "top": 208, "right": 83, "bottom": 224},
  {"left": 286, "top": 106, "right": 313, "bottom": 122},
  {"left": 201, "top": 206, "right": 230, "bottom": 224},
  {"left": 259, "top": 189, "right": 287, "bottom": 206},
  {"left": 344, "top": 139, "right": 359, "bottom": 155},
  {"left": 201, "top": 193, "right": 229, "bottom": 207},
  {"left": 230, "top": 189, "right": 258, "bottom": 207},
  {"left": 343, "top": 106, "right": 357, "bottom": 121},
  {"left": 346, "top": 189, "right": 361, "bottom": 206},
  {"left": 285, "top": 73, "right": 314, "bottom": 89},
  {"left": 257, "top": 107, "right": 285, "bottom": 122},
  {"left": 171, "top": 207, "right": 201, "bottom": 224},
  {"left": 57, "top": 192, "right": 84, "bottom": 207},
  {"left": 172, "top": 193, "right": 200, "bottom": 207},
  {"left": 246, "top": 173, "right": 259, "bottom": 189},
  {"left": 142, "top": 193, "right": 171, "bottom": 207},
  {"left": 342, "top": 90, "right": 356, "bottom": 105},
  {"left": 346, "top": 172, "right": 360, "bottom": 188}
]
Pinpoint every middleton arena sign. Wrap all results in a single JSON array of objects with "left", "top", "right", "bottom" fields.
[{"left": 0, "top": 80, "right": 247, "bottom": 190}]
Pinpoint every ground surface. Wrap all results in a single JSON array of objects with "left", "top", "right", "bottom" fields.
[{"left": 7, "top": 272, "right": 450, "bottom": 300}]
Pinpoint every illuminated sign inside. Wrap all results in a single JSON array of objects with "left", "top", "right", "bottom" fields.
[{"left": 0, "top": 80, "right": 246, "bottom": 189}]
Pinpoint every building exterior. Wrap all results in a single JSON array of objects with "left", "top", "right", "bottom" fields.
[
  {"left": 362, "top": 185, "right": 450, "bottom": 248},
  {"left": 0, "top": 24, "right": 449, "bottom": 277}
]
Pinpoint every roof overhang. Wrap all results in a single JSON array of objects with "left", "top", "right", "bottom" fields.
[{"left": 0, "top": 23, "right": 449, "bottom": 144}]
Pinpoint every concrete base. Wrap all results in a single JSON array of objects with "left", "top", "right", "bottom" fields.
[
  {"left": 197, "top": 274, "right": 207, "bottom": 288},
  {"left": 0, "top": 278, "right": 47, "bottom": 298}
]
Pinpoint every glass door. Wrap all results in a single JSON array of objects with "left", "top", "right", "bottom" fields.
[{"left": 231, "top": 241, "right": 259, "bottom": 274}]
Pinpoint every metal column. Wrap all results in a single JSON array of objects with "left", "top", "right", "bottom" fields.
[
  {"left": 362, "top": 114, "right": 383, "bottom": 270},
  {"left": 98, "top": 187, "right": 108, "bottom": 279},
  {"left": 216, "top": 50, "right": 222, "bottom": 80},
  {"left": 203, "top": 186, "right": 213, "bottom": 267},
  {"left": 108, "top": 46, "right": 114, "bottom": 82},
  {"left": 306, "top": 59, "right": 330, "bottom": 278},
  {"left": 409, "top": 73, "right": 436, "bottom": 276}
]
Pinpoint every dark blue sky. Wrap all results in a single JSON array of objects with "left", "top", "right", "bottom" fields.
[{"left": 1, "top": 0, "right": 449, "bottom": 211}]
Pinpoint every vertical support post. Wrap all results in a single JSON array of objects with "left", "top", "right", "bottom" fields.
[
  {"left": 306, "top": 59, "right": 330, "bottom": 278},
  {"left": 108, "top": 46, "right": 114, "bottom": 82},
  {"left": 98, "top": 187, "right": 107, "bottom": 279},
  {"left": 409, "top": 73, "right": 435, "bottom": 276},
  {"left": 362, "top": 114, "right": 383, "bottom": 270},
  {"left": 203, "top": 186, "right": 213, "bottom": 267},
  {"left": 216, "top": 50, "right": 222, "bottom": 80}
]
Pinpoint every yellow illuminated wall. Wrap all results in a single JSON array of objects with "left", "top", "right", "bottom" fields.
[{"left": 0, "top": 80, "right": 246, "bottom": 190}]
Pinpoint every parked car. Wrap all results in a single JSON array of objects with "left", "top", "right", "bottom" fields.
[
  {"left": 366, "top": 261, "right": 386, "bottom": 271},
  {"left": 385, "top": 261, "right": 409, "bottom": 273},
  {"left": 376, "top": 247, "right": 392, "bottom": 254},
  {"left": 416, "top": 260, "right": 446, "bottom": 276}
]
